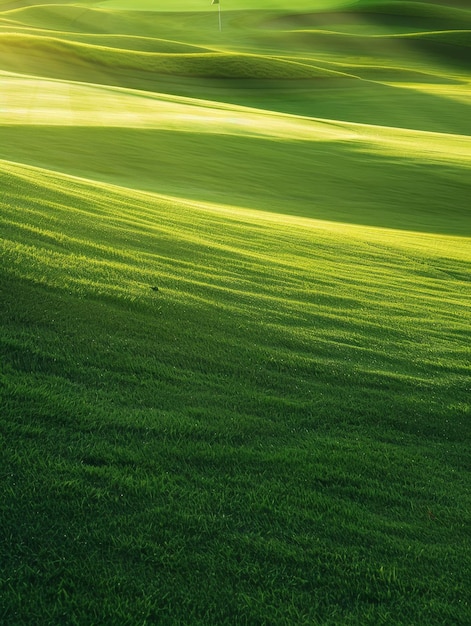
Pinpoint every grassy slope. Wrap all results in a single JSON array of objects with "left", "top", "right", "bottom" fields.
[
  {"left": 2, "top": 159, "right": 470, "bottom": 625},
  {"left": 1, "top": 1, "right": 470, "bottom": 624}
]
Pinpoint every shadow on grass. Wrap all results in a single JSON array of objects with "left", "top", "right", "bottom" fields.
[{"left": 1, "top": 125, "right": 469, "bottom": 236}]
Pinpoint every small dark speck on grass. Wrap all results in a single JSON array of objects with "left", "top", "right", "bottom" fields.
[
  {"left": 81, "top": 456, "right": 107, "bottom": 468},
  {"left": 150, "top": 286, "right": 159, "bottom": 292}
]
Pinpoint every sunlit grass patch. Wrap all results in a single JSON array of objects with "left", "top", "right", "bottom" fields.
[{"left": 2, "top": 158, "right": 470, "bottom": 413}]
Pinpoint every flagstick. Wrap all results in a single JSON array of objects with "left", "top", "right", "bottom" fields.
[{"left": 218, "top": 4, "right": 222, "bottom": 32}]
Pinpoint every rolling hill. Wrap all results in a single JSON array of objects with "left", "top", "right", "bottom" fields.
[{"left": 1, "top": 1, "right": 470, "bottom": 624}]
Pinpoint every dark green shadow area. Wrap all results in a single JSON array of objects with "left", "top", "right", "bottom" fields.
[{"left": 1, "top": 125, "right": 469, "bottom": 235}]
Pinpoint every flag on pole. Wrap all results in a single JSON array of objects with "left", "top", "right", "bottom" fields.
[{"left": 211, "top": 0, "right": 222, "bottom": 31}]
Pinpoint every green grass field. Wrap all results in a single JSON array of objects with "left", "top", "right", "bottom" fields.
[{"left": 1, "top": 1, "right": 470, "bottom": 624}]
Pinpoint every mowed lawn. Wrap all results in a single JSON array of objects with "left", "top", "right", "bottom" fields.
[{"left": 1, "top": 0, "right": 470, "bottom": 624}]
